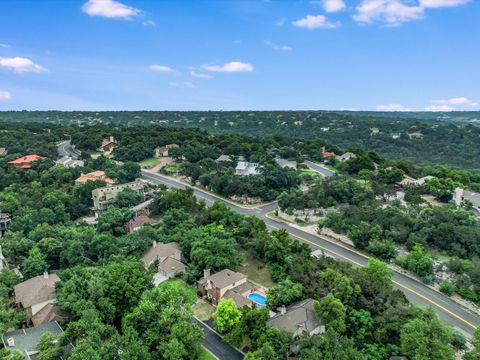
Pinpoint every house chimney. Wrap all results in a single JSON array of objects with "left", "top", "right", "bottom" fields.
[
  {"left": 7, "top": 337, "right": 14, "bottom": 347},
  {"left": 203, "top": 269, "right": 211, "bottom": 279},
  {"left": 110, "top": 136, "right": 114, "bottom": 142},
  {"left": 153, "top": 240, "right": 157, "bottom": 248},
  {"left": 43, "top": 271, "right": 49, "bottom": 279},
  {"left": 280, "top": 305, "right": 286, "bottom": 315}
]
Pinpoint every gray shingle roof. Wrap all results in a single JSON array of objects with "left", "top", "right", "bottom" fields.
[
  {"left": 203, "top": 269, "right": 247, "bottom": 289},
  {"left": 142, "top": 242, "right": 180, "bottom": 267},
  {"left": 267, "top": 299, "right": 320, "bottom": 334}
]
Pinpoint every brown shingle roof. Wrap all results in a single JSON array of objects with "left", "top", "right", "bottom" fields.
[
  {"left": 159, "top": 257, "right": 187, "bottom": 272},
  {"left": 14, "top": 273, "right": 60, "bottom": 308},
  {"left": 142, "top": 242, "right": 180, "bottom": 267},
  {"left": 31, "top": 303, "right": 69, "bottom": 326},
  {"left": 205, "top": 269, "right": 247, "bottom": 289}
]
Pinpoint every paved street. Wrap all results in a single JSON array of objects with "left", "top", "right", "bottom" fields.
[
  {"left": 194, "top": 318, "right": 245, "bottom": 360},
  {"left": 142, "top": 169, "right": 480, "bottom": 338},
  {"left": 302, "top": 160, "right": 336, "bottom": 177},
  {"left": 57, "top": 140, "right": 81, "bottom": 160}
]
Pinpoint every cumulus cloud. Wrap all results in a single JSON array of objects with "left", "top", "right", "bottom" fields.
[
  {"left": 0, "top": 91, "right": 11, "bottom": 102},
  {"left": 190, "top": 71, "right": 213, "bottom": 79},
  {"left": 203, "top": 61, "right": 254, "bottom": 73},
  {"left": 353, "top": 0, "right": 424, "bottom": 26},
  {"left": 265, "top": 41, "right": 293, "bottom": 52},
  {"left": 148, "top": 64, "right": 175, "bottom": 73},
  {"left": 425, "top": 105, "right": 454, "bottom": 111},
  {"left": 432, "top": 97, "right": 478, "bottom": 106},
  {"left": 169, "top": 81, "right": 195, "bottom": 89},
  {"left": 82, "top": 0, "right": 141, "bottom": 20},
  {"left": 311, "top": 0, "right": 347, "bottom": 12},
  {"left": 376, "top": 103, "right": 412, "bottom": 111},
  {"left": 292, "top": 14, "right": 340, "bottom": 29},
  {"left": 0, "top": 57, "right": 47, "bottom": 73},
  {"left": 420, "top": 0, "right": 470, "bottom": 8},
  {"left": 353, "top": 0, "right": 470, "bottom": 26}
]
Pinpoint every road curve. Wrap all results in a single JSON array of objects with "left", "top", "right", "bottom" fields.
[
  {"left": 142, "top": 169, "right": 480, "bottom": 337},
  {"left": 57, "top": 140, "right": 81, "bottom": 160}
]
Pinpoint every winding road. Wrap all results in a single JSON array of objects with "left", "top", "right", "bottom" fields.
[
  {"left": 141, "top": 169, "right": 480, "bottom": 338},
  {"left": 57, "top": 140, "right": 81, "bottom": 160}
]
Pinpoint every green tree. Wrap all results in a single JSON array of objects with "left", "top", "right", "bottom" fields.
[
  {"left": 213, "top": 299, "right": 242, "bottom": 334},
  {"left": 400, "top": 307, "right": 454, "bottom": 360},
  {"left": 267, "top": 278, "right": 304, "bottom": 309},
  {"left": 97, "top": 207, "right": 135, "bottom": 236},
  {"left": 22, "top": 247, "right": 48, "bottom": 279},
  {"left": 114, "top": 188, "right": 143, "bottom": 208},
  {"left": 399, "top": 244, "right": 433, "bottom": 279},
  {"left": 38, "top": 332, "right": 62, "bottom": 360},
  {"left": 314, "top": 294, "right": 346, "bottom": 333},
  {"left": 465, "top": 327, "right": 480, "bottom": 360}
]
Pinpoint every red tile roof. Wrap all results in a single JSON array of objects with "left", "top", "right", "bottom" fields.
[{"left": 8, "top": 154, "right": 47, "bottom": 168}]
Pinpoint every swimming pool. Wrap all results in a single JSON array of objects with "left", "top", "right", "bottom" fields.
[{"left": 248, "top": 292, "right": 267, "bottom": 307}]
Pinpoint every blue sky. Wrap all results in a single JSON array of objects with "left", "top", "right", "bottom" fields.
[{"left": 0, "top": 0, "right": 479, "bottom": 111}]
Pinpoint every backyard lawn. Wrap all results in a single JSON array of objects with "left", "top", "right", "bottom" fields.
[
  {"left": 199, "top": 348, "right": 217, "bottom": 360},
  {"left": 139, "top": 157, "right": 162, "bottom": 168},
  {"left": 193, "top": 299, "right": 215, "bottom": 321},
  {"left": 238, "top": 251, "right": 276, "bottom": 288}
]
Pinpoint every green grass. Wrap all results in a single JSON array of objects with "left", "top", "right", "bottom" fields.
[
  {"left": 193, "top": 300, "right": 215, "bottom": 321},
  {"left": 298, "top": 169, "right": 322, "bottom": 180},
  {"left": 162, "top": 164, "right": 181, "bottom": 175},
  {"left": 139, "top": 157, "right": 161, "bottom": 168},
  {"left": 199, "top": 348, "right": 217, "bottom": 360},
  {"left": 238, "top": 251, "right": 276, "bottom": 288}
]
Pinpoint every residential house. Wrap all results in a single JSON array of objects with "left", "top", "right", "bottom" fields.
[
  {"left": 1, "top": 321, "right": 73, "bottom": 360},
  {"left": 414, "top": 176, "right": 434, "bottom": 186},
  {"left": 92, "top": 180, "right": 147, "bottom": 214},
  {"left": 370, "top": 128, "right": 380, "bottom": 136},
  {"left": 216, "top": 154, "right": 245, "bottom": 163},
  {"left": 0, "top": 213, "right": 12, "bottom": 237},
  {"left": 131, "top": 198, "right": 154, "bottom": 216},
  {"left": 13, "top": 272, "right": 67, "bottom": 326},
  {"left": 197, "top": 269, "right": 249, "bottom": 306},
  {"left": 399, "top": 175, "right": 416, "bottom": 186},
  {"left": 234, "top": 161, "right": 259, "bottom": 176},
  {"left": 100, "top": 136, "right": 118, "bottom": 153},
  {"left": 124, "top": 215, "right": 155, "bottom": 233},
  {"left": 55, "top": 156, "right": 84, "bottom": 168},
  {"left": 75, "top": 170, "right": 115, "bottom": 185},
  {"left": 142, "top": 241, "right": 187, "bottom": 283},
  {"left": 0, "top": 147, "right": 7, "bottom": 156},
  {"left": 455, "top": 188, "right": 480, "bottom": 217},
  {"left": 408, "top": 132, "right": 424, "bottom": 139},
  {"left": 154, "top": 144, "right": 179, "bottom": 157},
  {"left": 267, "top": 299, "right": 324, "bottom": 340},
  {"left": 321, "top": 146, "right": 334, "bottom": 159},
  {"left": 275, "top": 158, "right": 297, "bottom": 169},
  {"left": 0, "top": 245, "right": 7, "bottom": 271},
  {"left": 335, "top": 152, "right": 356, "bottom": 162},
  {"left": 8, "top": 154, "right": 47, "bottom": 169}
]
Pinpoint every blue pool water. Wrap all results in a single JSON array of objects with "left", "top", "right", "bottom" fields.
[{"left": 248, "top": 292, "right": 267, "bottom": 306}]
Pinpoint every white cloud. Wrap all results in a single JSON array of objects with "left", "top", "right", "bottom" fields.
[
  {"left": 0, "top": 57, "right": 47, "bottom": 73},
  {"left": 275, "top": 18, "right": 286, "bottom": 27},
  {"left": 353, "top": 0, "right": 424, "bottom": 26},
  {"left": 292, "top": 14, "right": 340, "bottom": 30},
  {"left": 420, "top": 0, "right": 470, "bottom": 8},
  {"left": 376, "top": 103, "right": 412, "bottom": 111},
  {"left": 169, "top": 81, "right": 195, "bottom": 89},
  {"left": 203, "top": 61, "right": 254, "bottom": 73},
  {"left": 0, "top": 43, "right": 10, "bottom": 48},
  {"left": 425, "top": 105, "right": 455, "bottom": 111},
  {"left": 0, "top": 91, "right": 11, "bottom": 102},
  {"left": 265, "top": 41, "right": 293, "bottom": 52},
  {"left": 148, "top": 64, "right": 175, "bottom": 73},
  {"left": 432, "top": 97, "right": 476, "bottom": 105},
  {"left": 190, "top": 71, "right": 213, "bottom": 79},
  {"left": 353, "top": 0, "right": 469, "bottom": 26},
  {"left": 312, "top": 0, "right": 347, "bottom": 12},
  {"left": 82, "top": 0, "right": 141, "bottom": 20},
  {"left": 142, "top": 20, "right": 156, "bottom": 27}
]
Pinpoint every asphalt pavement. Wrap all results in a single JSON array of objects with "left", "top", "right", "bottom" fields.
[{"left": 142, "top": 169, "right": 480, "bottom": 338}]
